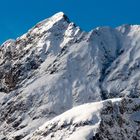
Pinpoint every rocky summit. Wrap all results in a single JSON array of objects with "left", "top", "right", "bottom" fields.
[{"left": 0, "top": 12, "right": 140, "bottom": 140}]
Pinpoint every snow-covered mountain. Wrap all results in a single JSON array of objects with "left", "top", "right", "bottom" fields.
[{"left": 0, "top": 12, "right": 140, "bottom": 140}]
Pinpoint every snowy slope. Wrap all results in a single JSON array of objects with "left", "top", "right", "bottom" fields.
[
  {"left": 30, "top": 99, "right": 104, "bottom": 140},
  {"left": 30, "top": 98, "right": 140, "bottom": 140},
  {"left": 0, "top": 12, "right": 140, "bottom": 139},
  {"left": 103, "top": 25, "right": 140, "bottom": 98}
]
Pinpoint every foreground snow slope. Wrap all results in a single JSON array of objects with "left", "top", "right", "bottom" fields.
[
  {"left": 30, "top": 99, "right": 104, "bottom": 140},
  {"left": 0, "top": 12, "right": 140, "bottom": 139},
  {"left": 30, "top": 98, "right": 140, "bottom": 140}
]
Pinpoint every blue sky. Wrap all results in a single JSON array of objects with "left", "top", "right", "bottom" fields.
[{"left": 0, "top": 0, "right": 140, "bottom": 44}]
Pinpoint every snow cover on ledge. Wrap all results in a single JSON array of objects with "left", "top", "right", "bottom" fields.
[{"left": 29, "top": 98, "right": 140, "bottom": 140}]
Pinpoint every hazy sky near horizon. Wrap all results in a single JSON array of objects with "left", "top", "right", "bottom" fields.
[{"left": 0, "top": 0, "right": 140, "bottom": 44}]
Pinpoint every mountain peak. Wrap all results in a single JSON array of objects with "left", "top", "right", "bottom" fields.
[
  {"left": 30, "top": 12, "right": 70, "bottom": 33},
  {"left": 49, "top": 11, "right": 70, "bottom": 23},
  {"left": 52, "top": 12, "right": 65, "bottom": 18}
]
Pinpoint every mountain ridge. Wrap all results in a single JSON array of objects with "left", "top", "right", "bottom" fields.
[{"left": 0, "top": 12, "right": 140, "bottom": 140}]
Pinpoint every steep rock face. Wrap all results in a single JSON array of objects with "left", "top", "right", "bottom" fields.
[
  {"left": 103, "top": 25, "right": 140, "bottom": 98},
  {"left": 0, "top": 12, "right": 80, "bottom": 93},
  {"left": 0, "top": 12, "right": 140, "bottom": 139}
]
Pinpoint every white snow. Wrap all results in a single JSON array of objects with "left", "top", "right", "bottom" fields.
[
  {"left": 30, "top": 100, "right": 105, "bottom": 140},
  {"left": 0, "top": 12, "right": 140, "bottom": 140}
]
